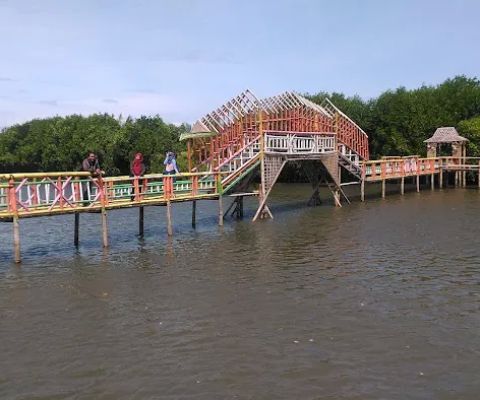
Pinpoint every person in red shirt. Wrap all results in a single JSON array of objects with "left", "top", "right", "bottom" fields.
[
  {"left": 130, "top": 152, "right": 146, "bottom": 177},
  {"left": 130, "top": 153, "right": 146, "bottom": 201}
]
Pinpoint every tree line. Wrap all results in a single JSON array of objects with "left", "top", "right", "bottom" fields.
[
  {"left": 0, "top": 114, "right": 188, "bottom": 174},
  {"left": 1, "top": 75, "right": 480, "bottom": 174},
  {"left": 307, "top": 75, "right": 480, "bottom": 158}
]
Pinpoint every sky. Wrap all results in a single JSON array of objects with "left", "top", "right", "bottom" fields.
[{"left": 0, "top": 0, "right": 479, "bottom": 126}]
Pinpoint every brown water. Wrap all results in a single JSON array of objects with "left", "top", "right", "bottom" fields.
[{"left": 1, "top": 184, "right": 480, "bottom": 399}]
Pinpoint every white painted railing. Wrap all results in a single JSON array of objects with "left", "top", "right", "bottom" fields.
[
  {"left": 265, "top": 133, "right": 336, "bottom": 154},
  {"left": 217, "top": 136, "right": 261, "bottom": 174}
]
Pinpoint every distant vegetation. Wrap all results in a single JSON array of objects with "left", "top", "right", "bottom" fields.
[
  {"left": 0, "top": 115, "right": 188, "bottom": 174},
  {"left": 307, "top": 75, "right": 480, "bottom": 158},
  {"left": 1, "top": 75, "right": 480, "bottom": 174}
]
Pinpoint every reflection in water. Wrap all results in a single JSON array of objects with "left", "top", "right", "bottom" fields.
[{"left": 1, "top": 184, "right": 480, "bottom": 399}]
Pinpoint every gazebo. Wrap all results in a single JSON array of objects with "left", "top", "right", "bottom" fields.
[
  {"left": 424, "top": 126, "right": 468, "bottom": 158},
  {"left": 424, "top": 127, "right": 468, "bottom": 186}
]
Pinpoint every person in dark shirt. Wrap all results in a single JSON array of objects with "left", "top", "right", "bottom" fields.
[
  {"left": 81, "top": 152, "right": 102, "bottom": 203},
  {"left": 82, "top": 152, "right": 101, "bottom": 175}
]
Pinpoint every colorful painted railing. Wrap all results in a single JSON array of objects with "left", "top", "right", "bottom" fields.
[
  {"left": 361, "top": 156, "right": 480, "bottom": 181},
  {"left": 0, "top": 171, "right": 222, "bottom": 219}
]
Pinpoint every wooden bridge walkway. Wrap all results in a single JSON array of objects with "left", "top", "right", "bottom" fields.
[{"left": 2, "top": 90, "right": 479, "bottom": 263}]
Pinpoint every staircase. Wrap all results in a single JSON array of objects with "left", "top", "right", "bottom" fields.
[{"left": 215, "top": 136, "right": 261, "bottom": 193}]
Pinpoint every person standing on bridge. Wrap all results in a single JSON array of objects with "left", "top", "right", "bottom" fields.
[
  {"left": 81, "top": 152, "right": 102, "bottom": 203},
  {"left": 130, "top": 152, "right": 146, "bottom": 201},
  {"left": 164, "top": 151, "right": 179, "bottom": 175}
]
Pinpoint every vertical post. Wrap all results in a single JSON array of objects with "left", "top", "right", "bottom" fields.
[
  {"left": 381, "top": 179, "right": 386, "bottom": 198},
  {"left": 139, "top": 206, "right": 144, "bottom": 236},
  {"left": 98, "top": 176, "right": 109, "bottom": 247},
  {"left": 191, "top": 200, "right": 196, "bottom": 228},
  {"left": 416, "top": 173, "right": 420, "bottom": 192},
  {"left": 478, "top": 161, "right": 480, "bottom": 188},
  {"left": 400, "top": 177, "right": 405, "bottom": 195},
  {"left": 360, "top": 179, "right": 365, "bottom": 202},
  {"left": 439, "top": 169, "right": 443, "bottom": 189},
  {"left": 217, "top": 172, "right": 224, "bottom": 227},
  {"left": 74, "top": 213, "right": 80, "bottom": 246},
  {"left": 431, "top": 173, "right": 435, "bottom": 190},
  {"left": 462, "top": 145, "right": 466, "bottom": 188},
  {"left": 333, "top": 189, "right": 341, "bottom": 207},
  {"left": 218, "top": 195, "right": 224, "bottom": 226},
  {"left": 166, "top": 201, "right": 173, "bottom": 236},
  {"left": 13, "top": 214, "right": 21, "bottom": 264},
  {"left": 101, "top": 208, "right": 109, "bottom": 247}
]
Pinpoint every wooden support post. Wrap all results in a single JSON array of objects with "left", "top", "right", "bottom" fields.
[
  {"left": 139, "top": 206, "right": 144, "bottom": 236},
  {"left": 74, "top": 213, "right": 80, "bottom": 246},
  {"left": 439, "top": 170, "right": 443, "bottom": 189},
  {"left": 478, "top": 162, "right": 480, "bottom": 188},
  {"left": 166, "top": 201, "right": 173, "bottom": 236},
  {"left": 191, "top": 200, "right": 196, "bottom": 228},
  {"left": 101, "top": 207, "right": 109, "bottom": 247},
  {"left": 400, "top": 177, "right": 405, "bottom": 195},
  {"left": 360, "top": 179, "right": 365, "bottom": 202},
  {"left": 218, "top": 195, "right": 224, "bottom": 226},
  {"left": 334, "top": 189, "right": 341, "bottom": 207},
  {"left": 431, "top": 173, "right": 435, "bottom": 190},
  {"left": 381, "top": 179, "right": 386, "bottom": 198},
  {"left": 416, "top": 174, "right": 420, "bottom": 192},
  {"left": 13, "top": 215, "right": 21, "bottom": 264}
]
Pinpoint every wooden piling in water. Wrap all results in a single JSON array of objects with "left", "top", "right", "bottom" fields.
[
  {"left": 360, "top": 179, "right": 365, "bottom": 202},
  {"left": 191, "top": 200, "right": 196, "bottom": 228},
  {"left": 416, "top": 174, "right": 420, "bottom": 192},
  {"left": 431, "top": 173, "right": 435, "bottom": 190},
  {"left": 218, "top": 195, "right": 224, "bottom": 226},
  {"left": 139, "top": 206, "right": 144, "bottom": 236},
  {"left": 13, "top": 215, "right": 21, "bottom": 264},
  {"left": 381, "top": 180, "right": 386, "bottom": 198},
  {"left": 400, "top": 177, "right": 405, "bottom": 195},
  {"left": 74, "top": 213, "right": 80, "bottom": 246},
  {"left": 166, "top": 201, "right": 173, "bottom": 236},
  {"left": 101, "top": 207, "right": 109, "bottom": 247}
]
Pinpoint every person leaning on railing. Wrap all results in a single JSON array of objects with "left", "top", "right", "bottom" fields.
[
  {"left": 163, "top": 151, "right": 179, "bottom": 175},
  {"left": 81, "top": 151, "right": 103, "bottom": 204}
]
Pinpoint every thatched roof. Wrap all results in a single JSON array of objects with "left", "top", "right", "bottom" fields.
[{"left": 424, "top": 127, "right": 468, "bottom": 143}]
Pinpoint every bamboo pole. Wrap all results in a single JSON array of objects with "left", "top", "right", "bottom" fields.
[
  {"left": 381, "top": 179, "right": 386, "bottom": 198},
  {"left": 139, "top": 206, "right": 144, "bottom": 236},
  {"left": 478, "top": 161, "right": 480, "bottom": 188},
  {"left": 218, "top": 195, "right": 224, "bottom": 226},
  {"left": 166, "top": 201, "right": 173, "bottom": 236},
  {"left": 191, "top": 200, "right": 196, "bottom": 228},
  {"left": 74, "top": 213, "right": 80, "bottom": 246},
  {"left": 13, "top": 215, "right": 21, "bottom": 264},
  {"left": 101, "top": 207, "right": 109, "bottom": 247}
]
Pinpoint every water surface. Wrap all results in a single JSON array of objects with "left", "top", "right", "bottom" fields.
[{"left": 1, "top": 184, "right": 479, "bottom": 399}]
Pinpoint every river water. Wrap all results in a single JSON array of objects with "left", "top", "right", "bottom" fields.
[{"left": 1, "top": 184, "right": 479, "bottom": 399}]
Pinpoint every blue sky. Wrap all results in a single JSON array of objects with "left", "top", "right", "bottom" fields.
[{"left": 0, "top": 0, "right": 479, "bottom": 126}]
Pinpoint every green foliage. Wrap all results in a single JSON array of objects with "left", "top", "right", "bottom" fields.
[
  {"left": 458, "top": 116, "right": 480, "bottom": 157},
  {"left": 2, "top": 75, "right": 480, "bottom": 174},
  {"left": 0, "top": 114, "right": 187, "bottom": 174},
  {"left": 308, "top": 75, "right": 480, "bottom": 158}
]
